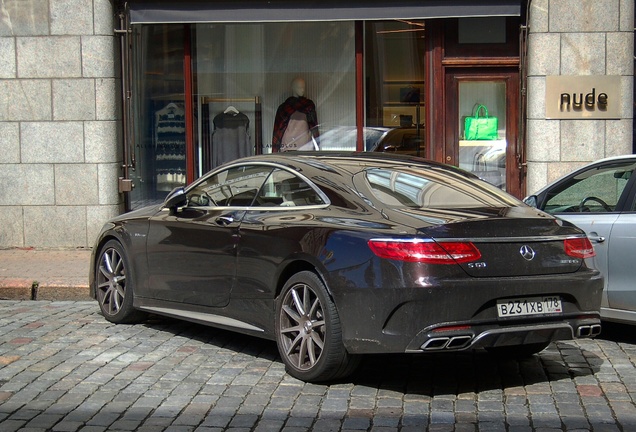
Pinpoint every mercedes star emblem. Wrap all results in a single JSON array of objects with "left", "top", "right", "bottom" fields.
[{"left": 520, "top": 245, "right": 536, "bottom": 261}]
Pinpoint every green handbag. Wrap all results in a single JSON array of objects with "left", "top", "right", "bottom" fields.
[{"left": 464, "top": 104, "right": 498, "bottom": 140}]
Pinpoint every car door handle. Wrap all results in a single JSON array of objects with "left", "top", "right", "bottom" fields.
[
  {"left": 216, "top": 216, "right": 234, "bottom": 226},
  {"left": 588, "top": 235, "right": 605, "bottom": 243}
]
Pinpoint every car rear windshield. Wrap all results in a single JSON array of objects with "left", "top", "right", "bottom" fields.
[{"left": 362, "top": 166, "right": 521, "bottom": 209}]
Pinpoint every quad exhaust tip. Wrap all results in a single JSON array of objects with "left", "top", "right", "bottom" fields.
[
  {"left": 421, "top": 335, "right": 473, "bottom": 351},
  {"left": 577, "top": 324, "right": 601, "bottom": 338},
  {"left": 421, "top": 323, "right": 601, "bottom": 351}
]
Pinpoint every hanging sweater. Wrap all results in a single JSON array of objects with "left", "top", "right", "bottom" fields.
[{"left": 211, "top": 111, "right": 251, "bottom": 167}]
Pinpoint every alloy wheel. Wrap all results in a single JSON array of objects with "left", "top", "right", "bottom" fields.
[
  {"left": 278, "top": 282, "right": 326, "bottom": 370},
  {"left": 97, "top": 247, "right": 127, "bottom": 316}
]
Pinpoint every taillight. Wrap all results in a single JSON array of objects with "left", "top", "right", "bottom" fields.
[
  {"left": 564, "top": 237, "right": 595, "bottom": 259},
  {"left": 367, "top": 239, "right": 481, "bottom": 264}
]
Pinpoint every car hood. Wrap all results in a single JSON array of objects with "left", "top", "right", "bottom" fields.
[{"left": 110, "top": 203, "right": 163, "bottom": 223}]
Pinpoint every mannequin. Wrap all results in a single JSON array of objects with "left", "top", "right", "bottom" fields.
[{"left": 272, "top": 77, "right": 319, "bottom": 151}]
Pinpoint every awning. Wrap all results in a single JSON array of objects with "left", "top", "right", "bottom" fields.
[{"left": 129, "top": 0, "right": 521, "bottom": 25}]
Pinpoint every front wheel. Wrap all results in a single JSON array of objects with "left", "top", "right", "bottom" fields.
[
  {"left": 95, "top": 240, "right": 146, "bottom": 324},
  {"left": 275, "top": 271, "right": 360, "bottom": 382}
]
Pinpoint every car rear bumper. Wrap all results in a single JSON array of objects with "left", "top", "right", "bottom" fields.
[
  {"left": 411, "top": 318, "right": 601, "bottom": 353},
  {"left": 330, "top": 270, "right": 603, "bottom": 354}
]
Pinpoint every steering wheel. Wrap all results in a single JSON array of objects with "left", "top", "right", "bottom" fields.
[{"left": 578, "top": 196, "right": 612, "bottom": 212}]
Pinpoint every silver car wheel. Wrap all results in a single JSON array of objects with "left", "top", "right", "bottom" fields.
[
  {"left": 97, "top": 247, "right": 127, "bottom": 317},
  {"left": 278, "top": 282, "right": 326, "bottom": 371}
]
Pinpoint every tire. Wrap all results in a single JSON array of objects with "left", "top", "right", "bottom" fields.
[
  {"left": 95, "top": 240, "right": 146, "bottom": 324},
  {"left": 275, "top": 271, "right": 360, "bottom": 382},
  {"left": 486, "top": 341, "right": 550, "bottom": 359}
]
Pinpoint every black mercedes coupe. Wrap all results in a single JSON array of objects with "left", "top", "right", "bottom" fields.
[{"left": 90, "top": 153, "right": 603, "bottom": 382}]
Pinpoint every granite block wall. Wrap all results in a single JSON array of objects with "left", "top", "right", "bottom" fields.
[
  {"left": 526, "top": 0, "right": 634, "bottom": 195},
  {"left": 0, "top": 0, "right": 122, "bottom": 248}
]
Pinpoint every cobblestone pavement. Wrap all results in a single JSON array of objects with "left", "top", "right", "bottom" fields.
[{"left": 0, "top": 301, "right": 635, "bottom": 432}]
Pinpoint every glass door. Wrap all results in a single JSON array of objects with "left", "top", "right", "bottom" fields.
[
  {"left": 458, "top": 80, "right": 507, "bottom": 190},
  {"left": 445, "top": 70, "right": 522, "bottom": 197}
]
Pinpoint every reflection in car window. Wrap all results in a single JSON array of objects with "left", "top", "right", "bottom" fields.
[
  {"left": 544, "top": 162, "right": 635, "bottom": 214},
  {"left": 255, "top": 169, "right": 325, "bottom": 207},
  {"left": 187, "top": 165, "right": 273, "bottom": 207},
  {"left": 364, "top": 167, "right": 518, "bottom": 208}
]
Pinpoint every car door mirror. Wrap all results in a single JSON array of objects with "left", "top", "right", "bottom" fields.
[
  {"left": 523, "top": 195, "right": 538, "bottom": 208},
  {"left": 164, "top": 187, "right": 187, "bottom": 209}
]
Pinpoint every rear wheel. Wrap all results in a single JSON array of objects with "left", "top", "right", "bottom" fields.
[
  {"left": 486, "top": 341, "right": 550, "bottom": 358},
  {"left": 275, "top": 271, "right": 360, "bottom": 382},
  {"left": 95, "top": 240, "right": 146, "bottom": 324}
]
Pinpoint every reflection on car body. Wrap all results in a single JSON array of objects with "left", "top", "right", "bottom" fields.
[
  {"left": 370, "top": 127, "right": 426, "bottom": 156},
  {"left": 91, "top": 152, "right": 603, "bottom": 382}
]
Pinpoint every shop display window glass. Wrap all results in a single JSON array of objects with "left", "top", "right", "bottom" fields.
[
  {"left": 130, "top": 25, "right": 187, "bottom": 210},
  {"left": 364, "top": 20, "right": 426, "bottom": 157},
  {"left": 193, "top": 21, "right": 356, "bottom": 173}
]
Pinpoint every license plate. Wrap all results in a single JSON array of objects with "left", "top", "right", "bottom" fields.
[{"left": 497, "top": 296, "right": 562, "bottom": 318}]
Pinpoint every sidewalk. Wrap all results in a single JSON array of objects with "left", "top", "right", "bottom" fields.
[{"left": 0, "top": 248, "right": 92, "bottom": 301}]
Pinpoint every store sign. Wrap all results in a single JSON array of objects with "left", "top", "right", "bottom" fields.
[{"left": 545, "top": 76, "right": 621, "bottom": 119}]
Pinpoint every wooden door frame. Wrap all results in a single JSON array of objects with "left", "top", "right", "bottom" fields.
[{"left": 444, "top": 68, "right": 522, "bottom": 198}]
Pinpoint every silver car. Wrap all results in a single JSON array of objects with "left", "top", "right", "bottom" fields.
[{"left": 525, "top": 155, "right": 636, "bottom": 324}]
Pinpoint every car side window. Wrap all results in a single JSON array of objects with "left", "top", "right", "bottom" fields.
[
  {"left": 186, "top": 165, "right": 273, "bottom": 207},
  {"left": 630, "top": 188, "right": 636, "bottom": 211},
  {"left": 254, "top": 169, "right": 325, "bottom": 207},
  {"left": 543, "top": 162, "right": 634, "bottom": 214}
]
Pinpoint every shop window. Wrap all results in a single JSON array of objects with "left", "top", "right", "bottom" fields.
[
  {"left": 193, "top": 21, "right": 356, "bottom": 172},
  {"left": 130, "top": 24, "right": 187, "bottom": 210},
  {"left": 364, "top": 20, "right": 426, "bottom": 156}
]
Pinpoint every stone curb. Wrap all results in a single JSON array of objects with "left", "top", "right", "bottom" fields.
[{"left": 0, "top": 279, "right": 91, "bottom": 301}]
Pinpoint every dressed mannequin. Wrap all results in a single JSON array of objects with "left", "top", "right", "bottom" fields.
[{"left": 272, "top": 77, "right": 319, "bottom": 151}]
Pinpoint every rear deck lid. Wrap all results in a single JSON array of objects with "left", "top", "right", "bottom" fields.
[{"left": 354, "top": 164, "right": 593, "bottom": 277}]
